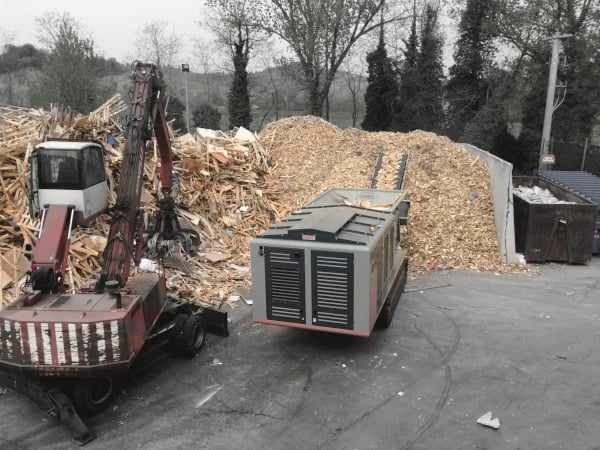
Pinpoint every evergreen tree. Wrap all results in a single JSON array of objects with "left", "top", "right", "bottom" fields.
[
  {"left": 551, "top": 36, "right": 600, "bottom": 142},
  {"left": 166, "top": 96, "right": 187, "bottom": 133},
  {"left": 461, "top": 77, "right": 509, "bottom": 148},
  {"left": 205, "top": 0, "right": 256, "bottom": 130},
  {"left": 413, "top": 4, "right": 445, "bottom": 134},
  {"left": 228, "top": 40, "right": 252, "bottom": 129},
  {"left": 461, "top": 70, "right": 522, "bottom": 167},
  {"left": 192, "top": 103, "right": 222, "bottom": 130},
  {"left": 445, "top": 0, "right": 496, "bottom": 140},
  {"left": 515, "top": 66, "right": 547, "bottom": 173},
  {"left": 361, "top": 24, "right": 398, "bottom": 131},
  {"left": 393, "top": 7, "right": 420, "bottom": 132}
]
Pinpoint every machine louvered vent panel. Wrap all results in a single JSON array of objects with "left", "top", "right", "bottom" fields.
[
  {"left": 265, "top": 248, "right": 305, "bottom": 323},
  {"left": 312, "top": 252, "right": 353, "bottom": 329}
]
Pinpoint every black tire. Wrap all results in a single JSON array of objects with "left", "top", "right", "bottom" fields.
[
  {"left": 170, "top": 313, "right": 189, "bottom": 356},
  {"left": 71, "top": 377, "right": 117, "bottom": 416},
  {"left": 177, "top": 315, "right": 206, "bottom": 358},
  {"left": 376, "top": 300, "right": 393, "bottom": 329}
]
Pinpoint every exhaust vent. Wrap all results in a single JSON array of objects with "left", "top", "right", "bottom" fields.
[
  {"left": 312, "top": 251, "right": 353, "bottom": 329},
  {"left": 265, "top": 248, "right": 305, "bottom": 323}
]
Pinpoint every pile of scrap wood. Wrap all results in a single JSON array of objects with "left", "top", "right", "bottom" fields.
[
  {"left": 0, "top": 97, "right": 127, "bottom": 306},
  {"left": 0, "top": 97, "right": 281, "bottom": 307}
]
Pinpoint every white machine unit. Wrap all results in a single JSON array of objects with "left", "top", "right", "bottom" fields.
[{"left": 251, "top": 188, "right": 409, "bottom": 336}]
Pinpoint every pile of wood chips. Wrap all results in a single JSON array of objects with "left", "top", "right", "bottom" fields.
[
  {"left": 1, "top": 104, "right": 519, "bottom": 309},
  {"left": 259, "top": 116, "right": 519, "bottom": 277}
]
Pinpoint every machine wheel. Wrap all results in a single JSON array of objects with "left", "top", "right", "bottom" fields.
[
  {"left": 376, "top": 300, "right": 393, "bottom": 329},
  {"left": 177, "top": 315, "right": 206, "bottom": 358},
  {"left": 71, "top": 377, "right": 117, "bottom": 416},
  {"left": 169, "top": 313, "right": 189, "bottom": 356}
]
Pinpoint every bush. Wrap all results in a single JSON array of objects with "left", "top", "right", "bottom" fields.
[{"left": 192, "top": 104, "right": 222, "bottom": 130}]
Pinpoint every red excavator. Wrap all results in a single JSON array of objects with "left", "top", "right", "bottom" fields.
[{"left": 0, "top": 62, "right": 227, "bottom": 444}]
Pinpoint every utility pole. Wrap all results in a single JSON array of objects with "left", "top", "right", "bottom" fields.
[
  {"left": 181, "top": 63, "right": 190, "bottom": 134},
  {"left": 539, "top": 34, "right": 572, "bottom": 171}
]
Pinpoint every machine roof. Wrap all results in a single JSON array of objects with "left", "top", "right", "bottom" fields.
[{"left": 259, "top": 205, "right": 389, "bottom": 245}]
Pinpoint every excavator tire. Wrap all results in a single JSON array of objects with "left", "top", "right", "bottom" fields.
[
  {"left": 177, "top": 315, "right": 206, "bottom": 358},
  {"left": 169, "top": 313, "right": 189, "bottom": 356},
  {"left": 71, "top": 377, "right": 117, "bottom": 416}
]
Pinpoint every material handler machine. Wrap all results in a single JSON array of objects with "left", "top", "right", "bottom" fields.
[{"left": 0, "top": 62, "right": 227, "bottom": 444}]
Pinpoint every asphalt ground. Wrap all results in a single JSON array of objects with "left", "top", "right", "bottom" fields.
[{"left": 1, "top": 257, "right": 599, "bottom": 449}]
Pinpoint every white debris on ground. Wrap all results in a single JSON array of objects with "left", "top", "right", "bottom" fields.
[
  {"left": 513, "top": 186, "right": 575, "bottom": 204},
  {"left": 477, "top": 411, "right": 501, "bottom": 429}
]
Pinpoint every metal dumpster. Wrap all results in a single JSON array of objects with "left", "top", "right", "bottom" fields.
[
  {"left": 513, "top": 176, "right": 597, "bottom": 264},
  {"left": 538, "top": 170, "right": 600, "bottom": 254}
]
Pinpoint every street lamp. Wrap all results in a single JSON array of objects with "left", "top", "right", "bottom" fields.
[{"left": 181, "top": 63, "right": 190, "bottom": 134}]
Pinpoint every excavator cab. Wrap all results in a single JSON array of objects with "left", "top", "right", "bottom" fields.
[{"left": 29, "top": 139, "right": 108, "bottom": 226}]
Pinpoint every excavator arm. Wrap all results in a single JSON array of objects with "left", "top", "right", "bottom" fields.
[{"left": 97, "top": 62, "right": 196, "bottom": 290}]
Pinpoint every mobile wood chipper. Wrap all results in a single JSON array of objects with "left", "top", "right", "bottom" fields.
[{"left": 251, "top": 157, "right": 410, "bottom": 336}]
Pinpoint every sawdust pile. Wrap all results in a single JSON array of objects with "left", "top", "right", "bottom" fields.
[{"left": 259, "top": 116, "right": 507, "bottom": 275}]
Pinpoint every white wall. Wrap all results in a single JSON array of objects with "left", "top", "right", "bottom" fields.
[{"left": 459, "top": 143, "right": 519, "bottom": 264}]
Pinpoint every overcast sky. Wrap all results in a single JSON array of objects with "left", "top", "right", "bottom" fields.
[
  {"left": 2, "top": 0, "right": 209, "bottom": 65},
  {"left": 3, "top": 2, "right": 460, "bottom": 74}
]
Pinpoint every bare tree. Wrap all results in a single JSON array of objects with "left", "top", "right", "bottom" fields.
[
  {"left": 0, "top": 28, "right": 16, "bottom": 49},
  {"left": 251, "top": 0, "right": 411, "bottom": 117},
  {"left": 134, "top": 20, "right": 181, "bottom": 69},
  {"left": 191, "top": 38, "right": 220, "bottom": 104},
  {"left": 0, "top": 29, "right": 17, "bottom": 104},
  {"left": 341, "top": 56, "right": 366, "bottom": 127},
  {"left": 494, "top": 0, "right": 596, "bottom": 62},
  {"left": 204, "top": 0, "right": 263, "bottom": 59},
  {"left": 35, "top": 11, "right": 91, "bottom": 49}
]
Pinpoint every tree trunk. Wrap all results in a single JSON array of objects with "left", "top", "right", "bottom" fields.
[{"left": 309, "top": 79, "right": 323, "bottom": 116}]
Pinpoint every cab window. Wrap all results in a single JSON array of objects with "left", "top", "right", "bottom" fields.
[{"left": 82, "top": 146, "right": 106, "bottom": 188}]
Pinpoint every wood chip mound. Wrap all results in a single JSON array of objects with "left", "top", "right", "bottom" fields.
[{"left": 259, "top": 116, "right": 520, "bottom": 276}]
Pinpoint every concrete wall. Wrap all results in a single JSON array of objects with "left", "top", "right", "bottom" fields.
[{"left": 459, "top": 143, "right": 519, "bottom": 264}]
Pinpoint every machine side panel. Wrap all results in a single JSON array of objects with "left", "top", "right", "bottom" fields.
[
  {"left": 265, "top": 247, "right": 306, "bottom": 324},
  {"left": 311, "top": 250, "right": 354, "bottom": 330}
]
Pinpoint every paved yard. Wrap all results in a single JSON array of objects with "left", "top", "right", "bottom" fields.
[{"left": 1, "top": 258, "right": 599, "bottom": 449}]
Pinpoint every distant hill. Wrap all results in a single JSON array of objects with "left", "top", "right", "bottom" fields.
[{"left": 0, "top": 45, "right": 366, "bottom": 132}]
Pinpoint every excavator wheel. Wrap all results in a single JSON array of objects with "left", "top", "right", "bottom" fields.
[
  {"left": 169, "top": 313, "right": 189, "bottom": 356},
  {"left": 176, "top": 315, "right": 206, "bottom": 358},
  {"left": 71, "top": 377, "right": 117, "bottom": 416}
]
